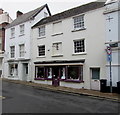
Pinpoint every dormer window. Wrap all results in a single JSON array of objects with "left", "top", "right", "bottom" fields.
[{"left": 20, "top": 24, "right": 24, "bottom": 35}]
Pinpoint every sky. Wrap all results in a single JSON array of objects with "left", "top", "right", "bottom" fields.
[{"left": 0, "top": 0, "right": 98, "bottom": 20}]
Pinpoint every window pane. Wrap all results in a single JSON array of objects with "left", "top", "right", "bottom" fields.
[
  {"left": 92, "top": 68, "right": 100, "bottom": 79},
  {"left": 38, "top": 45, "right": 45, "bottom": 56},
  {"left": 10, "top": 46, "right": 15, "bottom": 58},
  {"left": 68, "top": 66, "right": 79, "bottom": 80},
  {"left": 74, "top": 40, "right": 85, "bottom": 53},
  {"left": 38, "top": 26, "right": 45, "bottom": 37},
  {"left": 19, "top": 44, "right": 25, "bottom": 57},
  {"left": 74, "top": 15, "right": 84, "bottom": 29}
]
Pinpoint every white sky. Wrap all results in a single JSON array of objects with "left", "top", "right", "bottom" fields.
[{"left": 0, "top": 0, "right": 97, "bottom": 20}]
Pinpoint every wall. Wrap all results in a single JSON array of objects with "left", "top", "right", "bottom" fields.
[{"left": 32, "top": 7, "right": 106, "bottom": 89}]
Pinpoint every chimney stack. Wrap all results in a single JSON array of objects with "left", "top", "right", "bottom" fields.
[
  {"left": 0, "top": 8, "right": 3, "bottom": 14},
  {"left": 16, "top": 11, "right": 23, "bottom": 18}
]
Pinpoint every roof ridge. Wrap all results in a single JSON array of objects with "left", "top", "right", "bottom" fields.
[
  {"left": 32, "top": 1, "right": 105, "bottom": 28},
  {"left": 6, "top": 4, "right": 48, "bottom": 29}
]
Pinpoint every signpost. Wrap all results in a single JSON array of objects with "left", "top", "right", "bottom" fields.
[{"left": 106, "top": 46, "right": 112, "bottom": 93}]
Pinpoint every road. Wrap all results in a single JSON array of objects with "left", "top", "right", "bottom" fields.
[{"left": 2, "top": 81, "right": 120, "bottom": 113}]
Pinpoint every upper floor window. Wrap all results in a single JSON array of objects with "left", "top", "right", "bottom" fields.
[
  {"left": 19, "top": 44, "right": 25, "bottom": 57},
  {"left": 10, "top": 46, "right": 15, "bottom": 58},
  {"left": 38, "top": 45, "right": 45, "bottom": 56},
  {"left": 38, "top": 26, "right": 45, "bottom": 37},
  {"left": 73, "top": 15, "right": 84, "bottom": 30},
  {"left": 20, "top": 24, "right": 24, "bottom": 35},
  {"left": 53, "top": 21, "right": 62, "bottom": 35},
  {"left": 11, "top": 28, "right": 15, "bottom": 38},
  {"left": 74, "top": 39, "right": 85, "bottom": 53},
  {"left": 52, "top": 42, "right": 62, "bottom": 56}
]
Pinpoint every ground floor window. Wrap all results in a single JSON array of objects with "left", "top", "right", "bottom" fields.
[
  {"left": 9, "top": 64, "right": 18, "bottom": 77},
  {"left": 67, "top": 66, "right": 83, "bottom": 80},
  {"left": 91, "top": 68, "right": 100, "bottom": 80},
  {"left": 36, "top": 67, "right": 45, "bottom": 78},
  {"left": 35, "top": 65, "right": 83, "bottom": 81}
]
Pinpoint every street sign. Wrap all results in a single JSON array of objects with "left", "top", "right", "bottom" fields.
[
  {"left": 107, "top": 53, "right": 112, "bottom": 62},
  {"left": 106, "top": 46, "right": 112, "bottom": 55},
  {"left": 106, "top": 46, "right": 112, "bottom": 62}
]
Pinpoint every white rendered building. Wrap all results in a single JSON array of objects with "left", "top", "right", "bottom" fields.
[
  {"left": 104, "top": 0, "right": 120, "bottom": 87},
  {"left": 31, "top": 1, "right": 106, "bottom": 90},
  {"left": 3, "top": 4, "right": 51, "bottom": 81}
]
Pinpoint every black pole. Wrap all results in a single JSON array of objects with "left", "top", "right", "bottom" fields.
[{"left": 110, "top": 60, "right": 112, "bottom": 93}]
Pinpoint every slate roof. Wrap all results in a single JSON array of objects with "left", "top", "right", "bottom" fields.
[
  {"left": 32, "top": 2, "right": 105, "bottom": 28},
  {"left": 6, "top": 4, "right": 51, "bottom": 29}
]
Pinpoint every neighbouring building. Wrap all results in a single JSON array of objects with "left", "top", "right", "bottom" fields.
[
  {"left": 104, "top": 0, "right": 120, "bottom": 87},
  {"left": 3, "top": 4, "right": 51, "bottom": 81},
  {"left": 31, "top": 1, "right": 106, "bottom": 90},
  {"left": 0, "top": 8, "right": 12, "bottom": 77}
]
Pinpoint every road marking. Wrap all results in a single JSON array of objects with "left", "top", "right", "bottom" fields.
[{"left": 0, "top": 96, "right": 5, "bottom": 99}]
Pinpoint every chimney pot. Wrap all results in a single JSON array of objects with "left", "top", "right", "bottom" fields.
[
  {"left": 16, "top": 11, "right": 23, "bottom": 18},
  {"left": 0, "top": 8, "right": 3, "bottom": 14}
]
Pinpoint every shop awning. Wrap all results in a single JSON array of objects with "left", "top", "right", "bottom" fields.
[{"left": 34, "top": 59, "right": 85, "bottom": 66}]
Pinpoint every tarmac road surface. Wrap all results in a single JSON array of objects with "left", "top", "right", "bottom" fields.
[{"left": 2, "top": 81, "right": 120, "bottom": 113}]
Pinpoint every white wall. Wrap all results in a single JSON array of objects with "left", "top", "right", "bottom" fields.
[
  {"left": 104, "top": 1, "right": 120, "bottom": 86},
  {"left": 32, "top": 7, "right": 106, "bottom": 89},
  {"left": 3, "top": 7, "right": 50, "bottom": 80}
]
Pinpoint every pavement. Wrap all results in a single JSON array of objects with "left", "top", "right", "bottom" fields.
[{"left": 1, "top": 78, "right": 120, "bottom": 102}]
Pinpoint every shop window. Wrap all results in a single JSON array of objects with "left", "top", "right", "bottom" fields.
[{"left": 67, "top": 66, "right": 83, "bottom": 80}]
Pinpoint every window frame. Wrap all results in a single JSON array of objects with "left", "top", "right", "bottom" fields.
[
  {"left": 73, "top": 15, "right": 84, "bottom": 30},
  {"left": 19, "top": 44, "right": 25, "bottom": 57},
  {"left": 19, "top": 24, "right": 25, "bottom": 35},
  {"left": 38, "top": 45, "right": 45, "bottom": 57},
  {"left": 52, "top": 42, "right": 63, "bottom": 56},
  {"left": 11, "top": 28, "right": 15, "bottom": 38},
  {"left": 73, "top": 39, "right": 85, "bottom": 54},
  {"left": 38, "top": 25, "right": 45, "bottom": 38},
  {"left": 10, "top": 46, "right": 15, "bottom": 58}
]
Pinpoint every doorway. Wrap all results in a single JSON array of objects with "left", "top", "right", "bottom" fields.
[
  {"left": 22, "top": 63, "right": 28, "bottom": 81},
  {"left": 52, "top": 67, "right": 61, "bottom": 86},
  {"left": 90, "top": 68, "right": 100, "bottom": 90}
]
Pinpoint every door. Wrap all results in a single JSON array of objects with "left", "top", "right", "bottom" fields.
[
  {"left": 22, "top": 63, "right": 28, "bottom": 81},
  {"left": 52, "top": 67, "right": 60, "bottom": 86},
  {"left": 90, "top": 68, "right": 100, "bottom": 90}
]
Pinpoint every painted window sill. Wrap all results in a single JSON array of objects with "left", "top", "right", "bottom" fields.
[
  {"left": 72, "top": 52, "right": 87, "bottom": 56},
  {"left": 19, "top": 34, "right": 25, "bottom": 37},
  {"left": 71, "top": 28, "right": 86, "bottom": 32},
  {"left": 36, "top": 56, "right": 46, "bottom": 58},
  {"left": 51, "top": 32, "right": 63, "bottom": 36},
  {"left": 34, "top": 78, "right": 52, "bottom": 81},
  {"left": 51, "top": 54, "right": 63, "bottom": 57},
  {"left": 10, "top": 37, "right": 15, "bottom": 39},
  {"left": 64, "top": 80, "right": 84, "bottom": 83},
  {"left": 34, "top": 78, "right": 84, "bottom": 83},
  {"left": 37, "top": 36, "right": 46, "bottom": 39}
]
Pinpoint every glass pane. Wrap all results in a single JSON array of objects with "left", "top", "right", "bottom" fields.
[{"left": 92, "top": 68, "right": 100, "bottom": 79}]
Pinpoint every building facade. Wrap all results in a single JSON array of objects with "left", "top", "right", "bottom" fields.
[
  {"left": 3, "top": 4, "right": 51, "bottom": 81},
  {"left": 0, "top": 9, "right": 12, "bottom": 77},
  {"left": 104, "top": 0, "right": 120, "bottom": 87},
  {"left": 31, "top": 1, "right": 106, "bottom": 90}
]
